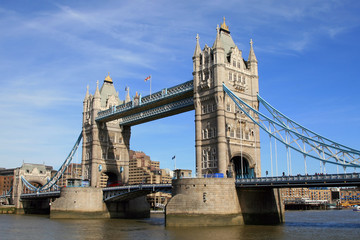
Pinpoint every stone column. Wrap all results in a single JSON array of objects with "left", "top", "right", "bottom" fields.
[
  {"left": 195, "top": 100, "right": 202, "bottom": 177},
  {"left": 216, "top": 90, "right": 227, "bottom": 175}
]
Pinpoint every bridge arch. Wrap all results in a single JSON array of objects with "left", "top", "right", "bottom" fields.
[
  {"left": 100, "top": 171, "right": 122, "bottom": 187},
  {"left": 27, "top": 181, "right": 43, "bottom": 187},
  {"left": 230, "top": 152, "right": 256, "bottom": 179}
]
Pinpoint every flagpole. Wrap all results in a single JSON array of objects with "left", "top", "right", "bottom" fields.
[
  {"left": 150, "top": 75, "right": 152, "bottom": 98},
  {"left": 172, "top": 155, "right": 176, "bottom": 170}
]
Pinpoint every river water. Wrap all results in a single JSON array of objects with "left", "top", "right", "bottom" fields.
[{"left": 1, "top": 210, "right": 359, "bottom": 240}]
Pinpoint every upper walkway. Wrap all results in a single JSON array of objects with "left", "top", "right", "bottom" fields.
[{"left": 96, "top": 80, "right": 194, "bottom": 126}]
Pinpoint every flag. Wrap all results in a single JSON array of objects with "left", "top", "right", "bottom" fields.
[
  {"left": 144, "top": 75, "right": 151, "bottom": 82},
  {"left": 172, "top": 155, "right": 176, "bottom": 160}
]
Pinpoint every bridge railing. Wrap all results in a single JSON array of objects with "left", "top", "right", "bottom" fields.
[
  {"left": 236, "top": 173, "right": 360, "bottom": 184},
  {"left": 20, "top": 191, "right": 61, "bottom": 199},
  {"left": 118, "top": 97, "right": 194, "bottom": 125},
  {"left": 96, "top": 80, "right": 193, "bottom": 121},
  {"left": 102, "top": 183, "right": 172, "bottom": 202}
]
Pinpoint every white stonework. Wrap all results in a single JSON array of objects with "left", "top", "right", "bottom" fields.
[
  {"left": 193, "top": 19, "right": 261, "bottom": 178},
  {"left": 82, "top": 74, "right": 130, "bottom": 187}
]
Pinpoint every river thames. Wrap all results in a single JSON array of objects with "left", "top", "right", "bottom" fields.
[{"left": 1, "top": 210, "right": 359, "bottom": 240}]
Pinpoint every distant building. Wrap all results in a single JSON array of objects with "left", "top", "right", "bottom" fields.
[
  {"left": 0, "top": 168, "right": 15, "bottom": 195},
  {"left": 128, "top": 150, "right": 172, "bottom": 209},
  {"left": 281, "top": 187, "right": 332, "bottom": 203},
  {"left": 174, "top": 169, "right": 192, "bottom": 179},
  {"left": 281, "top": 188, "right": 310, "bottom": 201},
  {"left": 309, "top": 188, "right": 331, "bottom": 202},
  {"left": 128, "top": 150, "right": 172, "bottom": 185},
  {"left": 340, "top": 187, "right": 360, "bottom": 206},
  {"left": 54, "top": 163, "right": 82, "bottom": 187}
]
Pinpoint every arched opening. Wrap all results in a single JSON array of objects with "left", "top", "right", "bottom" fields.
[
  {"left": 28, "top": 181, "right": 42, "bottom": 188},
  {"left": 23, "top": 181, "right": 43, "bottom": 194},
  {"left": 231, "top": 156, "right": 255, "bottom": 179},
  {"left": 100, "top": 172, "right": 121, "bottom": 187}
]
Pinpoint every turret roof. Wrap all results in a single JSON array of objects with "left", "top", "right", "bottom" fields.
[
  {"left": 100, "top": 73, "right": 120, "bottom": 108},
  {"left": 213, "top": 17, "right": 236, "bottom": 55}
]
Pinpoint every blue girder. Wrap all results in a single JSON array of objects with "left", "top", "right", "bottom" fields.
[
  {"left": 21, "top": 132, "right": 82, "bottom": 193},
  {"left": 96, "top": 80, "right": 194, "bottom": 123}
]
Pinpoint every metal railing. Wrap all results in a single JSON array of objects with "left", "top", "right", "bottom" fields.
[
  {"left": 118, "top": 97, "right": 193, "bottom": 125},
  {"left": 96, "top": 80, "right": 194, "bottom": 121},
  {"left": 236, "top": 173, "right": 360, "bottom": 187},
  {"left": 103, "top": 183, "right": 172, "bottom": 201}
]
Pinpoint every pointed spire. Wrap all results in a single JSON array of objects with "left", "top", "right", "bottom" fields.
[
  {"left": 248, "top": 39, "right": 257, "bottom": 63},
  {"left": 104, "top": 72, "right": 113, "bottom": 83},
  {"left": 94, "top": 80, "right": 100, "bottom": 98},
  {"left": 125, "top": 86, "right": 130, "bottom": 103},
  {"left": 212, "top": 24, "right": 222, "bottom": 49},
  {"left": 193, "top": 34, "right": 201, "bottom": 56},
  {"left": 85, "top": 85, "right": 89, "bottom": 99},
  {"left": 220, "top": 17, "right": 230, "bottom": 33}
]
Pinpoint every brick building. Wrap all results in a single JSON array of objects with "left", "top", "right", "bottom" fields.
[{"left": 0, "top": 168, "right": 15, "bottom": 195}]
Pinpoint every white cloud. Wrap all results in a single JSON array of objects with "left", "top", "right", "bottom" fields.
[{"left": 0, "top": 0, "right": 360, "bottom": 171}]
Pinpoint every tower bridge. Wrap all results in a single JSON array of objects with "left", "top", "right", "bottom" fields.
[{"left": 9, "top": 18, "right": 360, "bottom": 226}]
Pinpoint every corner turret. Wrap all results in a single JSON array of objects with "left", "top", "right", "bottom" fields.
[
  {"left": 248, "top": 39, "right": 258, "bottom": 76},
  {"left": 193, "top": 34, "right": 201, "bottom": 57}
]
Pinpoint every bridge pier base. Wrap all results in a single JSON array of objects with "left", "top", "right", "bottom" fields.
[
  {"left": 165, "top": 178, "right": 284, "bottom": 227},
  {"left": 50, "top": 187, "right": 150, "bottom": 219},
  {"left": 106, "top": 196, "right": 150, "bottom": 219},
  {"left": 50, "top": 187, "right": 109, "bottom": 218},
  {"left": 166, "top": 178, "right": 243, "bottom": 227},
  {"left": 18, "top": 199, "right": 51, "bottom": 215},
  {"left": 237, "top": 187, "right": 284, "bottom": 225}
]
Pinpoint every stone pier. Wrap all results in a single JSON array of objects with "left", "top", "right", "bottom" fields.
[
  {"left": 165, "top": 178, "right": 284, "bottom": 226},
  {"left": 50, "top": 187, "right": 150, "bottom": 219}
]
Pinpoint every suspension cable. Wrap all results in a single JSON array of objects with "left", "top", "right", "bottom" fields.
[
  {"left": 275, "top": 138, "right": 278, "bottom": 176},
  {"left": 269, "top": 133, "right": 273, "bottom": 177}
]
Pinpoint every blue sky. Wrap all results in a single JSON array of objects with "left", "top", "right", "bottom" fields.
[{"left": 0, "top": 0, "right": 360, "bottom": 176}]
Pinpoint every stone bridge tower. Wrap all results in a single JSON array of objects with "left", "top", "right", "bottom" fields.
[
  {"left": 193, "top": 19, "right": 261, "bottom": 178},
  {"left": 82, "top": 74, "right": 130, "bottom": 187},
  {"left": 12, "top": 163, "right": 52, "bottom": 213}
]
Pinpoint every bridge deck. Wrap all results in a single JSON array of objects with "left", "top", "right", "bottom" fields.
[
  {"left": 236, "top": 173, "right": 360, "bottom": 188},
  {"left": 103, "top": 183, "right": 172, "bottom": 202},
  {"left": 19, "top": 174, "right": 360, "bottom": 200}
]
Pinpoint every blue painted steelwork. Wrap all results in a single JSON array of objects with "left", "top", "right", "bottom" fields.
[
  {"left": 258, "top": 94, "right": 360, "bottom": 157},
  {"left": 96, "top": 80, "right": 194, "bottom": 123},
  {"left": 0, "top": 186, "right": 12, "bottom": 199},
  {"left": 20, "top": 191, "right": 61, "bottom": 199},
  {"left": 103, "top": 183, "right": 172, "bottom": 202},
  {"left": 118, "top": 97, "right": 194, "bottom": 126},
  {"left": 21, "top": 132, "right": 83, "bottom": 193},
  {"left": 236, "top": 173, "right": 360, "bottom": 188},
  {"left": 223, "top": 84, "right": 360, "bottom": 169}
]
